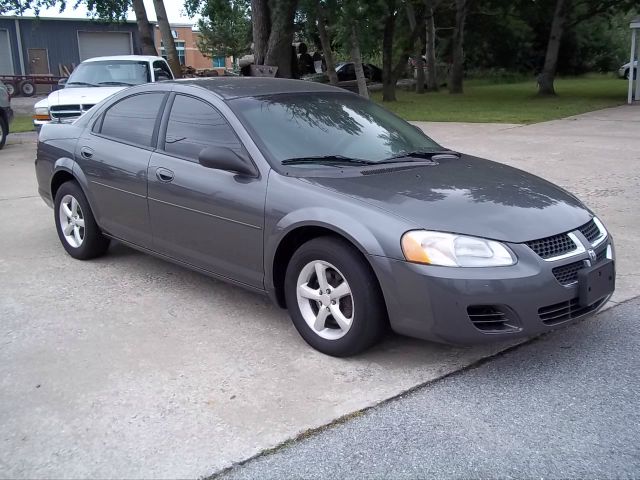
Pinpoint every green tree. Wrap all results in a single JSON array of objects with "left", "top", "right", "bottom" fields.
[{"left": 192, "top": 0, "right": 251, "bottom": 64}]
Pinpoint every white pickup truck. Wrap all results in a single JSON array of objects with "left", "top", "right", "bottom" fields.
[{"left": 33, "top": 55, "right": 174, "bottom": 129}]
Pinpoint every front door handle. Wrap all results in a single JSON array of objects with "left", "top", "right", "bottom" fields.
[
  {"left": 156, "top": 167, "right": 174, "bottom": 183},
  {"left": 80, "top": 146, "right": 93, "bottom": 159}
]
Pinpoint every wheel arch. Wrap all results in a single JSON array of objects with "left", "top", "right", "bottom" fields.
[
  {"left": 268, "top": 219, "right": 386, "bottom": 309},
  {"left": 50, "top": 159, "right": 101, "bottom": 222}
]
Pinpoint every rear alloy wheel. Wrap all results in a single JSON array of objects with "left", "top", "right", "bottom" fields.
[
  {"left": 54, "top": 181, "right": 110, "bottom": 259},
  {"left": 284, "top": 237, "right": 386, "bottom": 357}
]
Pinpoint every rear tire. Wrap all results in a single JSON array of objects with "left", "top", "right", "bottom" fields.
[
  {"left": 284, "top": 236, "right": 387, "bottom": 357},
  {"left": 54, "top": 181, "right": 110, "bottom": 260}
]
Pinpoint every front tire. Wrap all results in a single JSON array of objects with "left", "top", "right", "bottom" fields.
[
  {"left": 284, "top": 236, "right": 387, "bottom": 357},
  {"left": 54, "top": 181, "right": 110, "bottom": 260}
]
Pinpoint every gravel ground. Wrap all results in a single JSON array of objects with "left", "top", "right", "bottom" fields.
[{"left": 220, "top": 297, "right": 640, "bottom": 479}]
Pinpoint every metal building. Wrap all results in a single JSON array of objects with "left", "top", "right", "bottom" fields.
[{"left": 0, "top": 16, "right": 148, "bottom": 77}]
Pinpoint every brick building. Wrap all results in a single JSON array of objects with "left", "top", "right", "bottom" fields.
[{"left": 153, "top": 24, "right": 233, "bottom": 73}]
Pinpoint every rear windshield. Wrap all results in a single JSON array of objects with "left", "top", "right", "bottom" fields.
[
  {"left": 229, "top": 92, "right": 441, "bottom": 165},
  {"left": 67, "top": 60, "right": 151, "bottom": 87}
]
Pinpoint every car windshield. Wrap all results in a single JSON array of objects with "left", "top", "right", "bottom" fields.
[
  {"left": 230, "top": 92, "right": 442, "bottom": 165},
  {"left": 67, "top": 60, "right": 150, "bottom": 87}
]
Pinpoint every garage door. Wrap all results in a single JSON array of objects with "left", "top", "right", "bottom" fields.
[
  {"left": 0, "top": 29, "right": 14, "bottom": 75},
  {"left": 78, "top": 32, "right": 132, "bottom": 61}
]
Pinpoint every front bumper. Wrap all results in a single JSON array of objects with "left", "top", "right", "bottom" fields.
[{"left": 370, "top": 238, "right": 615, "bottom": 345}]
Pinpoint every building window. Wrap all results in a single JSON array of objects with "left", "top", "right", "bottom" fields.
[
  {"left": 160, "top": 40, "right": 186, "bottom": 65},
  {"left": 213, "top": 56, "right": 225, "bottom": 68}
]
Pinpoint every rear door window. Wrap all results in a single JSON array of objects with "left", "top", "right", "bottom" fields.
[{"left": 98, "top": 93, "right": 165, "bottom": 147}]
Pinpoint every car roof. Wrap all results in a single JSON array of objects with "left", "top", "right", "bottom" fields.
[
  {"left": 170, "top": 77, "right": 349, "bottom": 100},
  {"left": 83, "top": 55, "right": 164, "bottom": 63}
]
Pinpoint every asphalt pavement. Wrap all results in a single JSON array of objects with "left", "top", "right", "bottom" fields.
[{"left": 220, "top": 298, "right": 640, "bottom": 479}]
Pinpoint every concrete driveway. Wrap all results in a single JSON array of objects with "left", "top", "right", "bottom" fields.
[{"left": 1, "top": 105, "right": 638, "bottom": 478}]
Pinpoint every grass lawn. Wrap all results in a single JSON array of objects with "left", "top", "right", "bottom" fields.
[
  {"left": 372, "top": 74, "right": 628, "bottom": 124},
  {"left": 11, "top": 115, "right": 34, "bottom": 133}
]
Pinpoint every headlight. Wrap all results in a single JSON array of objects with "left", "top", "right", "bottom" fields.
[
  {"left": 401, "top": 230, "right": 516, "bottom": 267},
  {"left": 33, "top": 106, "right": 50, "bottom": 121}
]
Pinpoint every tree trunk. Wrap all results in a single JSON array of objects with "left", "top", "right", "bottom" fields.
[
  {"left": 316, "top": 1, "right": 338, "bottom": 85},
  {"left": 251, "top": 0, "right": 270, "bottom": 65},
  {"left": 350, "top": 26, "right": 369, "bottom": 98},
  {"left": 538, "top": 0, "right": 569, "bottom": 95},
  {"left": 406, "top": 3, "right": 424, "bottom": 94},
  {"left": 425, "top": 2, "right": 438, "bottom": 91},
  {"left": 414, "top": 43, "right": 425, "bottom": 94},
  {"left": 152, "top": 0, "right": 182, "bottom": 78},
  {"left": 449, "top": 0, "right": 467, "bottom": 94},
  {"left": 264, "top": 0, "right": 298, "bottom": 78},
  {"left": 132, "top": 0, "right": 157, "bottom": 56},
  {"left": 381, "top": 2, "right": 397, "bottom": 102}
]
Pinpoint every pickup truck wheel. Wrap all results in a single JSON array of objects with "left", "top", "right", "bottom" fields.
[
  {"left": 284, "top": 236, "right": 387, "bottom": 357},
  {"left": 19, "top": 80, "right": 35, "bottom": 97},
  {"left": 54, "top": 181, "right": 110, "bottom": 260},
  {"left": 0, "top": 116, "right": 7, "bottom": 149}
]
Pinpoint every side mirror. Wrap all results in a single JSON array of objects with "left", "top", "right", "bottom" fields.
[
  {"left": 58, "top": 78, "right": 68, "bottom": 86},
  {"left": 198, "top": 146, "right": 256, "bottom": 176}
]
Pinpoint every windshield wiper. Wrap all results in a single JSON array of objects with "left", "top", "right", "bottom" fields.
[
  {"left": 98, "top": 81, "right": 136, "bottom": 86},
  {"left": 378, "top": 150, "right": 460, "bottom": 164},
  {"left": 281, "top": 155, "right": 376, "bottom": 166},
  {"left": 67, "top": 81, "right": 97, "bottom": 87}
]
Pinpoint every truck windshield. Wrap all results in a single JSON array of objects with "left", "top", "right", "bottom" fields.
[{"left": 67, "top": 61, "right": 151, "bottom": 87}]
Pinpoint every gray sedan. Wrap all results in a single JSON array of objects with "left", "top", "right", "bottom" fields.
[{"left": 35, "top": 78, "right": 615, "bottom": 356}]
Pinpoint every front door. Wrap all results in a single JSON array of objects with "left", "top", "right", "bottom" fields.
[
  {"left": 147, "top": 94, "right": 266, "bottom": 288},
  {"left": 28, "top": 48, "right": 49, "bottom": 74},
  {"left": 77, "top": 91, "right": 167, "bottom": 247}
]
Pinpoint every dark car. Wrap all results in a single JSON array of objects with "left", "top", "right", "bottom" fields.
[
  {"left": 35, "top": 78, "right": 615, "bottom": 357},
  {"left": 335, "top": 62, "right": 383, "bottom": 82},
  {"left": 0, "top": 79, "right": 14, "bottom": 149}
]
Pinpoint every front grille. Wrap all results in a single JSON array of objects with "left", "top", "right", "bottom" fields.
[
  {"left": 526, "top": 233, "right": 576, "bottom": 259},
  {"left": 578, "top": 219, "right": 601, "bottom": 243},
  {"left": 50, "top": 104, "right": 95, "bottom": 120},
  {"left": 467, "top": 305, "right": 520, "bottom": 333},
  {"left": 552, "top": 243, "right": 608, "bottom": 286},
  {"left": 538, "top": 297, "right": 604, "bottom": 325},
  {"left": 552, "top": 260, "right": 583, "bottom": 285}
]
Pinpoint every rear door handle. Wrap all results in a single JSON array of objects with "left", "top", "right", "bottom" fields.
[
  {"left": 156, "top": 167, "right": 174, "bottom": 183},
  {"left": 80, "top": 147, "right": 93, "bottom": 159}
]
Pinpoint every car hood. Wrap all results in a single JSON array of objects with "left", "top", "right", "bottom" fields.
[
  {"left": 45, "top": 86, "right": 125, "bottom": 107},
  {"left": 303, "top": 154, "right": 592, "bottom": 243}
]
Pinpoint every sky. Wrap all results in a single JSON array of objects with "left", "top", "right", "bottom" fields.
[{"left": 23, "top": 0, "right": 196, "bottom": 24}]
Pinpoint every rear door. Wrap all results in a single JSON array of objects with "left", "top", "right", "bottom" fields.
[
  {"left": 77, "top": 91, "right": 168, "bottom": 247},
  {"left": 147, "top": 93, "right": 266, "bottom": 288}
]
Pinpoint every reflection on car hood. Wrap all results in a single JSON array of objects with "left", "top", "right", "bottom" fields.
[
  {"left": 45, "top": 86, "right": 125, "bottom": 107},
  {"left": 304, "top": 154, "right": 592, "bottom": 243}
]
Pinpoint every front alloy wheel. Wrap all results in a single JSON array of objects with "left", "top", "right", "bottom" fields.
[
  {"left": 285, "top": 236, "right": 387, "bottom": 357},
  {"left": 296, "top": 260, "right": 354, "bottom": 340}
]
